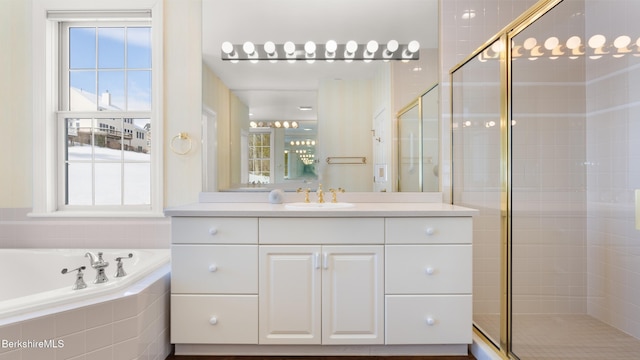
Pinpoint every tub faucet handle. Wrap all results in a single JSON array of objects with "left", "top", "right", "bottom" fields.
[
  {"left": 61, "top": 266, "right": 88, "bottom": 290},
  {"left": 114, "top": 253, "right": 133, "bottom": 277}
]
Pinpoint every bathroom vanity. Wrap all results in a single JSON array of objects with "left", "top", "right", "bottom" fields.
[{"left": 165, "top": 194, "right": 476, "bottom": 356}]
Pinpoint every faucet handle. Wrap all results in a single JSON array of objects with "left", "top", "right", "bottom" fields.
[
  {"left": 114, "top": 253, "right": 133, "bottom": 277},
  {"left": 329, "top": 187, "right": 346, "bottom": 203},
  {"left": 61, "top": 266, "right": 88, "bottom": 290},
  {"left": 296, "top": 187, "right": 311, "bottom": 203}
]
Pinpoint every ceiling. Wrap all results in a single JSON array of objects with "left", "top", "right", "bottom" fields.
[{"left": 201, "top": 0, "right": 439, "bottom": 123}]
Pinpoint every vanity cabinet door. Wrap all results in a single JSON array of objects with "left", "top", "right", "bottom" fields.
[
  {"left": 259, "top": 245, "right": 322, "bottom": 345},
  {"left": 322, "top": 246, "right": 384, "bottom": 345}
]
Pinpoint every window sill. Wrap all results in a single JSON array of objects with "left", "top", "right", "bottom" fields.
[{"left": 27, "top": 211, "right": 166, "bottom": 219}]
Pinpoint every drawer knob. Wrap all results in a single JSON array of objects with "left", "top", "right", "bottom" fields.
[
  {"left": 425, "top": 227, "right": 435, "bottom": 236},
  {"left": 208, "top": 264, "right": 218, "bottom": 272},
  {"left": 209, "top": 227, "right": 218, "bottom": 236},
  {"left": 209, "top": 316, "right": 218, "bottom": 325},
  {"left": 426, "top": 317, "right": 435, "bottom": 326},
  {"left": 425, "top": 266, "right": 435, "bottom": 275}
]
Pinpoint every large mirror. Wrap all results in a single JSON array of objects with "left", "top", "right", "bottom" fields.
[{"left": 201, "top": 0, "right": 439, "bottom": 192}]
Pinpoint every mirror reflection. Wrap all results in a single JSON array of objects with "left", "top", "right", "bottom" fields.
[{"left": 201, "top": 0, "right": 439, "bottom": 192}]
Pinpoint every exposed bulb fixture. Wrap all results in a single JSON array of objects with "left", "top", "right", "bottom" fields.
[
  {"left": 221, "top": 40, "right": 422, "bottom": 61},
  {"left": 250, "top": 121, "right": 299, "bottom": 129}
]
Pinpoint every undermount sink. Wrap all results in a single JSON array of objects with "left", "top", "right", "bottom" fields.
[{"left": 285, "top": 202, "right": 354, "bottom": 210}]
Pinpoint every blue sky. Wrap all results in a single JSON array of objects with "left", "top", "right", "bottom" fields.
[{"left": 69, "top": 26, "right": 152, "bottom": 111}]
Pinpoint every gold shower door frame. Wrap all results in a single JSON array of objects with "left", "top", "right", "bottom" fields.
[{"left": 449, "top": 0, "right": 564, "bottom": 358}]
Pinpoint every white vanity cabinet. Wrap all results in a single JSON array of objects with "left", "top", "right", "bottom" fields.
[
  {"left": 259, "top": 245, "right": 384, "bottom": 345},
  {"left": 384, "top": 217, "right": 473, "bottom": 345},
  {"left": 170, "top": 217, "right": 259, "bottom": 344},
  {"left": 166, "top": 201, "right": 475, "bottom": 356}
]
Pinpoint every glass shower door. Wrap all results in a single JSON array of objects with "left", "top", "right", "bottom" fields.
[
  {"left": 509, "top": 0, "right": 640, "bottom": 358},
  {"left": 451, "top": 39, "right": 503, "bottom": 347},
  {"left": 398, "top": 101, "right": 420, "bottom": 191}
]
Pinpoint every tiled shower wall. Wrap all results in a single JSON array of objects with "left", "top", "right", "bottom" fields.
[
  {"left": 0, "top": 208, "right": 170, "bottom": 249},
  {"left": 584, "top": 0, "right": 640, "bottom": 339}
]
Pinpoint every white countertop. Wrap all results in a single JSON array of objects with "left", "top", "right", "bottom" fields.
[{"left": 164, "top": 202, "right": 477, "bottom": 218}]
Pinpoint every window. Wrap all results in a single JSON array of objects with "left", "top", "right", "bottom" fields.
[
  {"left": 32, "top": 3, "right": 162, "bottom": 216},
  {"left": 248, "top": 130, "right": 273, "bottom": 184},
  {"left": 60, "top": 23, "right": 152, "bottom": 207}
]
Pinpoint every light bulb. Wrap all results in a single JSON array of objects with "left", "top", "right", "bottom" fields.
[
  {"left": 345, "top": 40, "right": 358, "bottom": 56},
  {"left": 304, "top": 41, "right": 316, "bottom": 55},
  {"left": 366, "top": 40, "right": 379, "bottom": 55},
  {"left": 284, "top": 41, "right": 296, "bottom": 56},
  {"left": 326, "top": 40, "right": 337, "bottom": 54},
  {"left": 243, "top": 41, "right": 256, "bottom": 56},
  {"left": 264, "top": 41, "right": 276, "bottom": 56},
  {"left": 221, "top": 41, "right": 235, "bottom": 55},
  {"left": 385, "top": 40, "right": 399, "bottom": 56}
]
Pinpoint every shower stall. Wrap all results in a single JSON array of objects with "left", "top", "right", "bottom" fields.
[{"left": 451, "top": 0, "right": 640, "bottom": 358}]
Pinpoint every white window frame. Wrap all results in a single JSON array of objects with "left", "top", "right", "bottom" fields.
[
  {"left": 31, "top": 0, "right": 163, "bottom": 217},
  {"left": 247, "top": 128, "right": 275, "bottom": 184}
]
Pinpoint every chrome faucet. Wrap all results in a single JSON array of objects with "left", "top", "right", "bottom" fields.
[
  {"left": 61, "top": 266, "right": 87, "bottom": 290},
  {"left": 85, "top": 251, "right": 109, "bottom": 283},
  {"left": 114, "top": 253, "right": 133, "bottom": 277}
]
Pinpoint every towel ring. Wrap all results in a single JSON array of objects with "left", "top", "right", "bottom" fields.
[{"left": 170, "top": 132, "right": 192, "bottom": 155}]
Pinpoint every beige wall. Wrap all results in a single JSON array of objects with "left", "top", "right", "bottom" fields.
[
  {"left": 202, "top": 63, "right": 249, "bottom": 190},
  {"left": 163, "top": 0, "right": 203, "bottom": 207},
  {"left": 0, "top": 0, "right": 32, "bottom": 208},
  {"left": 317, "top": 79, "right": 373, "bottom": 191}
]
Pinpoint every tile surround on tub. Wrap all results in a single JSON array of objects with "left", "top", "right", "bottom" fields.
[{"left": 0, "top": 272, "right": 171, "bottom": 360}]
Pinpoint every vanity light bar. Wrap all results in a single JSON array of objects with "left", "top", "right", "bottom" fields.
[{"left": 221, "top": 41, "right": 420, "bottom": 61}]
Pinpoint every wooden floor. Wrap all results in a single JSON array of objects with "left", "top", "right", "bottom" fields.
[{"left": 165, "top": 355, "right": 476, "bottom": 360}]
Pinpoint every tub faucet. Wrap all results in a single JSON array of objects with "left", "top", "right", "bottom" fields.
[
  {"left": 61, "top": 266, "right": 87, "bottom": 290},
  {"left": 114, "top": 253, "right": 133, "bottom": 277},
  {"left": 85, "top": 251, "right": 109, "bottom": 283}
]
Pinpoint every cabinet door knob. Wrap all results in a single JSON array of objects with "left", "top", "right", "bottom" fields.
[
  {"left": 209, "top": 316, "right": 218, "bottom": 325},
  {"left": 209, "top": 227, "right": 218, "bottom": 235},
  {"left": 209, "top": 264, "right": 218, "bottom": 272},
  {"left": 425, "top": 266, "right": 435, "bottom": 275},
  {"left": 425, "top": 227, "right": 435, "bottom": 236},
  {"left": 426, "top": 317, "right": 435, "bottom": 326}
]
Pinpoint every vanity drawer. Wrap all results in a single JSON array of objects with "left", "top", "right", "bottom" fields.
[
  {"left": 172, "top": 217, "right": 258, "bottom": 244},
  {"left": 385, "top": 217, "right": 471, "bottom": 244},
  {"left": 385, "top": 295, "right": 472, "bottom": 345},
  {"left": 385, "top": 245, "right": 471, "bottom": 294},
  {"left": 259, "top": 218, "right": 384, "bottom": 244},
  {"left": 171, "top": 294, "right": 258, "bottom": 344},
  {"left": 172, "top": 244, "right": 258, "bottom": 294}
]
